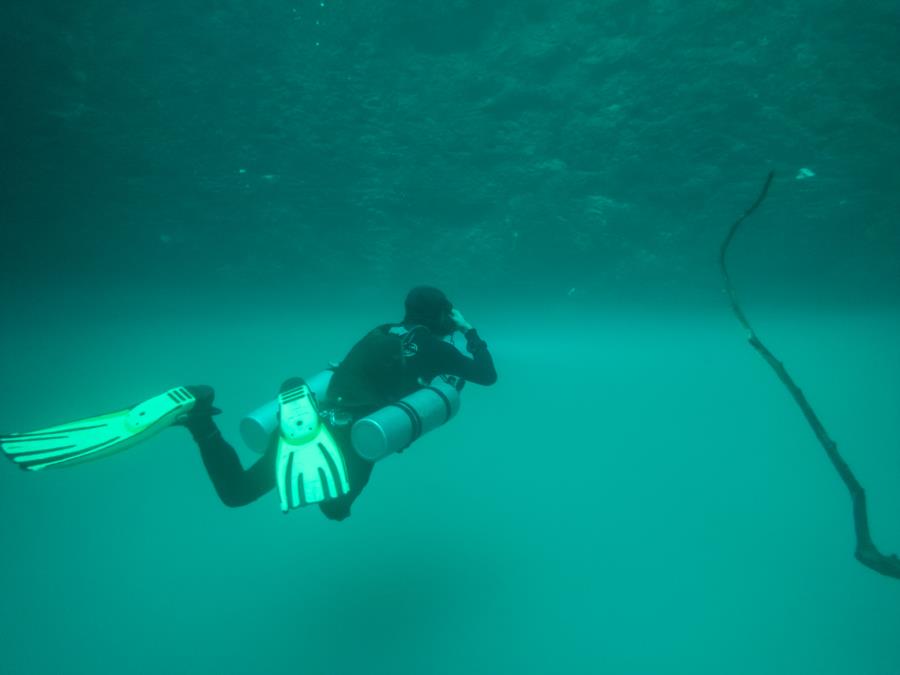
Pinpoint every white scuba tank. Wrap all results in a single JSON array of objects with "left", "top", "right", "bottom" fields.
[
  {"left": 350, "top": 377, "right": 461, "bottom": 461},
  {"left": 239, "top": 371, "right": 461, "bottom": 460}
]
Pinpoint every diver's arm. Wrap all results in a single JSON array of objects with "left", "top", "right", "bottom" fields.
[
  {"left": 430, "top": 329, "right": 497, "bottom": 386},
  {"left": 452, "top": 309, "right": 497, "bottom": 385},
  {"left": 462, "top": 327, "right": 497, "bottom": 385}
]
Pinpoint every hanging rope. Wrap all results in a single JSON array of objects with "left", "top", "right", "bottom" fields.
[{"left": 719, "top": 172, "right": 900, "bottom": 580}]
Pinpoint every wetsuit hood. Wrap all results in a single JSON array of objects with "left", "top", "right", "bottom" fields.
[{"left": 403, "top": 286, "right": 454, "bottom": 335}]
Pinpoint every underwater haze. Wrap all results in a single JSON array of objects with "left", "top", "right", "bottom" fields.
[{"left": 2, "top": 1, "right": 899, "bottom": 674}]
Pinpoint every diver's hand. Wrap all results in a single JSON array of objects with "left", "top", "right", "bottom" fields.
[{"left": 451, "top": 308, "right": 473, "bottom": 332}]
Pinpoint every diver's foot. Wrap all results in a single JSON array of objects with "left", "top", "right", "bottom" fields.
[{"left": 174, "top": 385, "right": 222, "bottom": 427}]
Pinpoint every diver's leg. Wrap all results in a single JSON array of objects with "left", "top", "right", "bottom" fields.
[
  {"left": 319, "top": 427, "right": 374, "bottom": 521},
  {"left": 185, "top": 414, "right": 276, "bottom": 508}
]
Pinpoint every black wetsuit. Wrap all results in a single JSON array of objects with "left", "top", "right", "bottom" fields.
[{"left": 188, "top": 325, "right": 496, "bottom": 520}]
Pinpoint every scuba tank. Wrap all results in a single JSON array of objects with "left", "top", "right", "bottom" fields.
[{"left": 239, "top": 372, "right": 461, "bottom": 460}]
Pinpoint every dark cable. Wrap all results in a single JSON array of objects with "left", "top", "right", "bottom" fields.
[{"left": 720, "top": 172, "right": 899, "bottom": 580}]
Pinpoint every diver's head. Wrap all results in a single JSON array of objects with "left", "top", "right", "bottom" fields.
[{"left": 403, "top": 285, "right": 455, "bottom": 335}]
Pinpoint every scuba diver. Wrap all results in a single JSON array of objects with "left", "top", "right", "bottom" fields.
[{"left": 0, "top": 286, "right": 497, "bottom": 521}]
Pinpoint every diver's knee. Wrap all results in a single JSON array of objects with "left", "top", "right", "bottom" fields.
[
  {"left": 320, "top": 502, "right": 352, "bottom": 521},
  {"left": 220, "top": 494, "right": 248, "bottom": 509},
  {"left": 216, "top": 487, "right": 256, "bottom": 509}
]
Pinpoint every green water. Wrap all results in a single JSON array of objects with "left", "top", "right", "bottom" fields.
[
  {"left": 1, "top": 296, "right": 898, "bottom": 674},
  {"left": 2, "top": 1, "right": 899, "bottom": 673}
]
